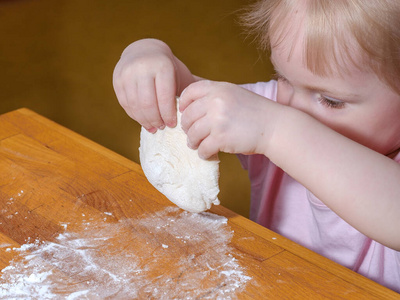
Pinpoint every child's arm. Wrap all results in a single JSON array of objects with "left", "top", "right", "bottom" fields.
[
  {"left": 113, "top": 39, "right": 198, "bottom": 132},
  {"left": 180, "top": 80, "right": 400, "bottom": 250},
  {"left": 266, "top": 104, "right": 400, "bottom": 251}
]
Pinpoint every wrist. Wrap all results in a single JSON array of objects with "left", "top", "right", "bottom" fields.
[{"left": 254, "top": 100, "right": 284, "bottom": 157}]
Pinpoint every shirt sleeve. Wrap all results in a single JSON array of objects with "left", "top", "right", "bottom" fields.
[{"left": 239, "top": 80, "right": 278, "bottom": 101}]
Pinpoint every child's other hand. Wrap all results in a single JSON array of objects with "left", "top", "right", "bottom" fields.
[
  {"left": 179, "top": 80, "right": 277, "bottom": 159},
  {"left": 113, "top": 39, "right": 180, "bottom": 133}
]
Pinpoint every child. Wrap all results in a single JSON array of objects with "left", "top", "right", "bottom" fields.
[{"left": 113, "top": 0, "right": 400, "bottom": 292}]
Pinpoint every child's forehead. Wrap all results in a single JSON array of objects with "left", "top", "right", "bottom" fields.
[
  {"left": 270, "top": 44, "right": 374, "bottom": 97},
  {"left": 268, "top": 1, "right": 371, "bottom": 79}
]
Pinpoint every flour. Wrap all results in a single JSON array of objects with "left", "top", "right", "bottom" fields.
[{"left": 0, "top": 207, "right": 251, "bottom": 299}]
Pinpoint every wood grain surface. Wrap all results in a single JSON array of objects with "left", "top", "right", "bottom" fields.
[{"left": 0, "top": 108, "right": 398, "bottom": 299}]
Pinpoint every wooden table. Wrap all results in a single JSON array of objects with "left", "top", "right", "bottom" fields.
[{"left": 0, "top": 108, "right": 398, "bottom": 299}]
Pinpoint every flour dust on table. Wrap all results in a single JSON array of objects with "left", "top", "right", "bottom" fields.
[{"left": 0, "top": 207, "right": 251, "bottom": 299}]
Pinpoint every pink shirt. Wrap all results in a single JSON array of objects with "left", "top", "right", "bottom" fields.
[{"left": 239, "top": 80, "right": 400, "bottom": 293}]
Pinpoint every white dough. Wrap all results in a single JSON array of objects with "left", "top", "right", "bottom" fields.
[{"left": 139, "top": 100, "right": 220, "bottom": 213}]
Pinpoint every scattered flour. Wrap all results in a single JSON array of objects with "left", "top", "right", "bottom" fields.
[{"left": 0, "top": 207, "right": 251, "bottom": 299}]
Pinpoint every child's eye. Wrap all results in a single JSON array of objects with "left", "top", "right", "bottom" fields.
[{"left": 318, "top": 95, "right": 345, "bottom": 109}]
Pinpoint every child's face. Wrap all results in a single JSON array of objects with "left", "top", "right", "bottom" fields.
[{"left": 270, "top": 25, "right": 400, "bottom": 157}]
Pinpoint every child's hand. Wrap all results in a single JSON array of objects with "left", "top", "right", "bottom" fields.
[
  {"left": 179, "top": 80, "right": 278, "bottom": 159},
  {"left": 113, "top": 39, "right": 194, "bottom": 133}
]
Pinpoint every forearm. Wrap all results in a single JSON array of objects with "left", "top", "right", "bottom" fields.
[{"left": 265, "top": 105, "right": 400, "bottom": 250}]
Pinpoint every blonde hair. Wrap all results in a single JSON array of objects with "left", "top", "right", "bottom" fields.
[{"left": 241, "top": 0, "right": 400, "bottom": 94}]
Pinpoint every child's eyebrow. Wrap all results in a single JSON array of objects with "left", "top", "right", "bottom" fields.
[
  {"left": 270, "top": 56, "right": 358, "bottom": 100},
  {"left": 302, "top": 81, "right": 358, "bottom": 100}
]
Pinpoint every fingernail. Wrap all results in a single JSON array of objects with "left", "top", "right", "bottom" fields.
[
  {"left": 158, "top": 124, "right": 165, "bottom": 130},
  {"left": 166, "top": 118, "right": 176, "bottom": 128}
]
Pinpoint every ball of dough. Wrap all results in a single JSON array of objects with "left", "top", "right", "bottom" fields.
[{"left": 139, "top": 101, "right": 220, "bottom": 213}]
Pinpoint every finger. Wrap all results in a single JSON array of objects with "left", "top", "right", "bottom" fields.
[
  {"left": 137, "top": 78, "right": 164, "bottom": 131},
  {"left": 114, "top": 84, "right": 129, "bottom": 116},
  {"left": 186, "top": 115, "right": 210, "bottom": 150},
  {"left": 113, "top": 71, "right": 133, "bottom": 118},
  {"left": 155, "top": 69, "right": 177, "bottom": 128},
  {"left": 179, "top": 80, "right": 212, "bottom": 112},
  {"left": 121, "top": 80, "right": 145, "bottom": 123},
  {"left": 120, "top": 81, "right": 140, "bottom": 120},
  {"left": 180, "top": 97, "right": 207, "bottom": 133},
  {"left": 197, "top": 135, "right": 219, "bottom": 160}
]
